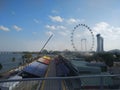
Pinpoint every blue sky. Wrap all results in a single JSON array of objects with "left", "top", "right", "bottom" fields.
[{"left": 0, "top": 0, "right": 120, "bottom": 51}]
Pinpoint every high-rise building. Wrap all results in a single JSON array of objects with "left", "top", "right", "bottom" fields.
[{"left": 96, "top": 34, "right": 104, "bottom": 52}]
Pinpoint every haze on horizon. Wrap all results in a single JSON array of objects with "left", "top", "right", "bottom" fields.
[{"left": 0, "top": 0, "right": 120, "bottom": 52}]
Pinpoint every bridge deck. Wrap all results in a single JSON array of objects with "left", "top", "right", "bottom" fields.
[{"left": 40, "top": 60, "right": 65, "bottom": 90}]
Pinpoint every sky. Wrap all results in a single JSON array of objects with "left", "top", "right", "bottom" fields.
[{"left": 0, "top": 0, "right": 120, "bottom": 51}]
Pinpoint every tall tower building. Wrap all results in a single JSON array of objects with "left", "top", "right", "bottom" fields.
[{"left": 96, "top": 34, "right": 104, "bottom": 52}]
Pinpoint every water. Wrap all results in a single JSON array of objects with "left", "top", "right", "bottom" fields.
[{"left": 0, "top": 52, "right": 37, "bottom": 73}]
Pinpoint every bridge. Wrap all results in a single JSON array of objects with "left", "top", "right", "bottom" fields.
[{"left": 0, "top": 56, "right": 120, "bottom": 90}]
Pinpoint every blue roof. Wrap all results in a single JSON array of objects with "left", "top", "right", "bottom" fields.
[
  {"left": 23, "top": 61, "right": 48, "bottom": 77},
  {"left": 56, "top": 63, "right": 69, "bottom": 76}
]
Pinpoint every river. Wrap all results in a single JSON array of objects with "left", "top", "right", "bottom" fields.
[{"left": 0, "top": 52, "right": 37, "bottom": 73}]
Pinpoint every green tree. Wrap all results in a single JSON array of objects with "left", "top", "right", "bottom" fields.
[
  {"left": 41, "top": 49, "right": 48, "bottom": 54},
  {"left": 96, "top": 53, "right": 114, "bottom": 67},
  {"left": 102, "top": 53, "right": 114, "bottom": 67},
  {"left": 92, "top": 53, "right": 114, "bottom": 67},
  {"left": 22, "top": 53, "right": 33, "bottom": 64},
  {"left": 114, "top": 52, "right": 120, "bottom": 61}
]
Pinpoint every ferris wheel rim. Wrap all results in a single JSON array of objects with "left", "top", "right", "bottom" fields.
[{"left": 71, "top": 24, "right": 94, "bottom": 52}]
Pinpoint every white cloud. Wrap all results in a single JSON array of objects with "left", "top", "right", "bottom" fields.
[
  {"left": 33, "top": 19, "right": 40, "bottom": 24},
  {"left": 46, "top": 25, "right": 66, "bottom": 31},
  {"left": 45, "top": 24, "right": 69, "bottom": 37},
  {"left": 46, "top": 31, "right": 54, "bottom": 36},
  {"left": 13, "top": 25, "right": 22, "bottom": 31},
  {"left": 66, "top": 18, "right": 85, "bottom": 24},
  {"left": 67, "top": 18, "right": 78, "bottom": 23},
  {"left": 45, "top": 25, "right": 56, "bottom": 30},
  {"left": 59, "top": 29, "right": 71, "bottom": 36},
  {"left": 57, "top": 25, "right": 66, "bottom": 30},
  {"left": 58, "top": 31, "right": 68, "bottom": 36},
  {"left": 93, "top": 22, "right": 120, "bottom": 39},
  {"left": 49, "top": 16, "right": 64, "bottom": 22},
  {"left": 93, "top": 22, "right": 120, "bottom": 50},
  {"left": 0, "top": 25, "right": 10, "bottom": 32}
]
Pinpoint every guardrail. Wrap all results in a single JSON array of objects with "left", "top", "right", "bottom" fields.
[{"left": 0, "top": 74, "right": 120, "bottom": 90}]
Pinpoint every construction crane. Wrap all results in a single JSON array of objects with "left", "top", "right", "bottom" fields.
[{"left": 39, "top": 34, "right": 53, "bottom": 53}]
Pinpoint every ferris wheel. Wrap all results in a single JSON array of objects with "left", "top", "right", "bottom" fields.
[{"left": 71, "top": 24, "right": 94, "bottom": 52}]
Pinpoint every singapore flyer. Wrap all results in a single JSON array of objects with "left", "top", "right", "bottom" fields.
[{"left": 71, "top": 24, "right": 94, "bottom": 52}]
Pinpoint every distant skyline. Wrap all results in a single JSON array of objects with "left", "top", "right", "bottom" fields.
[{"left": 0, "top": 0, "right": 120, "bottom": 51}]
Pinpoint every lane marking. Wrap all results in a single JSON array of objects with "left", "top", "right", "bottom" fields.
[
  {"left": 40, "top": 61, "right": 51, "bottom": 90},
  {"left": 62, "top": 80, "right": 67, "bottom": 90}
]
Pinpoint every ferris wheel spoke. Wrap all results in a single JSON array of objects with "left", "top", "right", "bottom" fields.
[{"left": 70, "top": 24, "right": 94, "bottom": 52}]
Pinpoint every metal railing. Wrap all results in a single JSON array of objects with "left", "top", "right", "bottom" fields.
[{"left": 0, "top": 74, "right": 120, "bottom": 90}]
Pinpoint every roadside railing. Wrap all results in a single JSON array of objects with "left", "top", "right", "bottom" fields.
[{"left": 0, "top": 74, "right": 120, "bottom": 90}]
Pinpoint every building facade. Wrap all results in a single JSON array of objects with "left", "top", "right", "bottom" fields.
[{"left": 96, "top": 34, "right": 104, "bottom": 52}]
